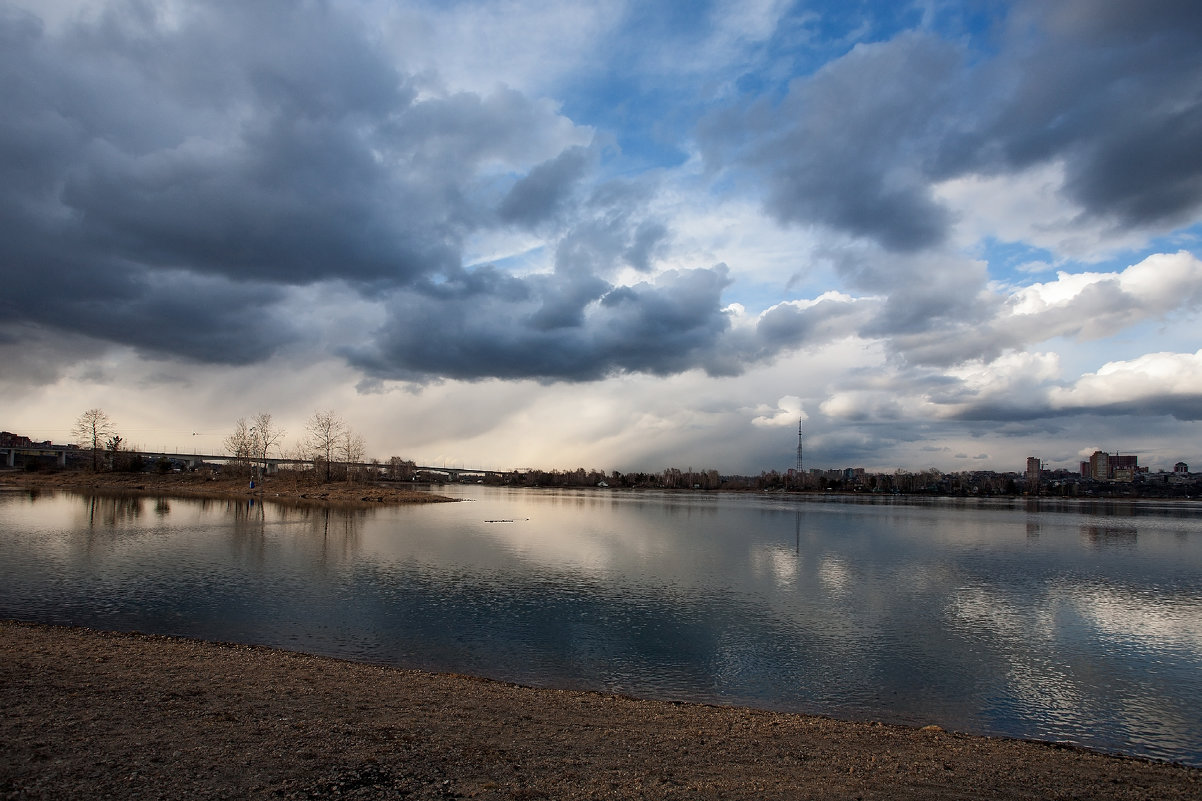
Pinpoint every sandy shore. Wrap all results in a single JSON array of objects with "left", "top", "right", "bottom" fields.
[
  {"left": 0, "top": 471, "right": 456, "bottom": 507},
  {"left": 1, "top": 621, "right": 1198, "bottom": 800}
]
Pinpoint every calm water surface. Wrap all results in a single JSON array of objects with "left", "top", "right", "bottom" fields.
[{"left": 2, "top": 486, "right": 1200, "bottom": 766}]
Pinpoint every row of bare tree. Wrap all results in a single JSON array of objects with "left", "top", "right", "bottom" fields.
[
  {"left": 224, "top": 409, "right": 368, "bottom": 483},
  {"left": 69, "top": 408, "right": 374, "bottom": 483}
]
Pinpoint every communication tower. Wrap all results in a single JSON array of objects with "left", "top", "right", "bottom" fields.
[{"left": 796, "top": 417, "right": 804, "bottom": 481}]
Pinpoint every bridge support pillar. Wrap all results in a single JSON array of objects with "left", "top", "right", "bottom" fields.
[
  {"left": 5, "top": 449, "right": 12, "bottom": 468},
  {"left": 57, "top": 450, "right": 66, "bottom": 467}
]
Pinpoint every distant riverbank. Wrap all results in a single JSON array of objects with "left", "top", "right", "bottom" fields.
[
  {"left": 2, "top": 620, "right": 1199, "bottom": 800},
  {"left": 0, "top": 470, "right": 456, "bottom": 507}
]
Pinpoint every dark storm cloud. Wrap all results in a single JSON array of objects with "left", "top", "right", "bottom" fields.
[
  {"left": 344, "top": 256, "right": 886, "bottom": 384},
  {"left": 526, "top": 270, "right": 612, "bottom": 331},
  {"left": 954, "top": 0, "right": 1202, "bottom": 229},
  {"left": 3, "top": 1, "right": 766, "bottom": 384},
  {"left": 0, "top": 1, "right": 625, "bottom": 375},
  {"left": 345, "top": 266, "right": 735, "bottom": 382},
  {"left": 701, "top": 31, "right": 965, "bottom": 252},
  {"left": 0, "top": 324, "right": 111, "bottom": 387},
  {"left": 950, "top": 396, "right": 1202, "bottom": 424},
  {"left": 704, "top": 0, "right": 1202, "bottom": 250},
  {"left": 498, "top": 146, "right": 592, "bottom": 227},
  {"left": 622, "top": 221, "right": 670, "bottom": 273},
  {"left": 704, "top": 292, "right": 877, "bottom": 376},
  {"left": 86, "top": 272, "right": 294, "bottom": 365}
]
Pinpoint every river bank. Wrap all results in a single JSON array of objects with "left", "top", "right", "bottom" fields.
[
  {"left": 2, "top": 620, "right": 1198, "bottom": 800},
  {"left": 0, "top": 470, "right": 456, "bottom": 506}
]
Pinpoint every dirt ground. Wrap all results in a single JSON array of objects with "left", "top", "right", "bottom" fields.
[
  {"left": 0, "top": 470, "right": 456, "bottom": 507},
  {"left": 1, "top": 621, "right": 1198, "bottom": 800}
]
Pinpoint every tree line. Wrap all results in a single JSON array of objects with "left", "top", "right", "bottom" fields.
[
  {"left": 222, "top": 409, "right": 373, "bottom": 482},
  {"left": 67, "top": 407, "right": 384, "bottom": 483}
]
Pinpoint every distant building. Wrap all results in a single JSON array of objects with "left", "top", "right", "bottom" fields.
[
  {"left": 1026, "top": 457, "right": 1041, "bottom": 492},
  {"left": 0, "top": 432, "right": 35, "bottom": 448},
  {"left": 1175, "top": 462, "right": 1189, "bottom": 473},
  {"left": 1112, "top": 454, "right": 1138, "bottom": 472},
  {"left": 1085, "top": 451, "right": 1140, "bottom": 482}
]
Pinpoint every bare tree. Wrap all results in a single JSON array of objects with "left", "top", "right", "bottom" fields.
[
  {"left": 225, "top": 413, "right": 286, "bottom": 478},
  {"left": 250, "top": 412, "right": 285, "bottom": 477},
  {"left": 72, "top": 408, "right": 115, "bottom": 472},
  {"left": 341, "top": 430, "right": 367, "bottom": 482},
  {"left": 224, "top": 418, "right": 255, "bottom": 472},
  {"left": 306, "top": 410, "right": 346, "bottom": 482}
]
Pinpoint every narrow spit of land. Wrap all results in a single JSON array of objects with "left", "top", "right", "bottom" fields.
[
  {"left": 0, "top": 471, "right": 457, "bottom": 506},
  {"left": 1, "top": 621, "right": 1198, "bottom": 800}
]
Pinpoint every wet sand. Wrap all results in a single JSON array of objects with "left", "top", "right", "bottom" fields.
[{"left": 2, "top": 620, "right": 1198, "bottom": 800}]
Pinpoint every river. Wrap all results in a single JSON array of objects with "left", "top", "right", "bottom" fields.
[{"left": 1, "top": 485, "right": 1200, "bottom": 766}]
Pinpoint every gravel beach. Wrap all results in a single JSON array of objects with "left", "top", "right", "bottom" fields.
[{"left": 2, "top": 620, "right": 1198, "bottom": 800}]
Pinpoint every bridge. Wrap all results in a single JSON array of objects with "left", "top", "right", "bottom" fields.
[
  {"left": 0, "top": 445, "right": 228, "bottom": 470},
  {"left": 1, "top": 444, "right": 505, "bottom": 480},
  {"left": 1, "top": 445, "right": 68, "bottom": 468}
]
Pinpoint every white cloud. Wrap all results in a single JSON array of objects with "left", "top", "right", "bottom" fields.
[
  {"left": 750, "top": 395, "right": 802, "bottom": 427},
  {"left": 948, "top": 350, "right": 1060, "bottom": 388},
  {"left": 934, "top": 162, "right": 1156, "bottom": 262},
  {"left": 1049, "top": 350, "right": 1202, "bottom": 411},
  {"left": 819, "top": 390, "right": 909, "bottom": 422},
  {"left": 370, "top": 0, "right": 625, "bottom": 97},
  {"left": 1004, "top": 251, "right": 1202, "bottom": 341},
  {"left": 645, "top": 168, "right": 836, "bottom": 300}
]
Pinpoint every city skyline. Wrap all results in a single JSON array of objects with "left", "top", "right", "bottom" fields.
[
  {"left": 2, "top": 421, "right": 1192, "bottom": 481},
  {"left": 1, "top": 1, "right": 1200, "bottom": 475}
]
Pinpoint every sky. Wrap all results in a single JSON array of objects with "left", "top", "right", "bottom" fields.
[{"left": 1, "top": 0, "right": 1200, "bottom": 475}]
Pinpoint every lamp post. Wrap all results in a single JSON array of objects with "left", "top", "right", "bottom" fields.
[{"left": 250, "top": 426, "right": 261, "bottom": 487}]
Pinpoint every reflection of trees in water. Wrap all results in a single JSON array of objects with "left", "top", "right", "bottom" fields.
[
  {"left": 229, "top": 499, "right": 268, "bottom": 550},
  {"left": 308, "top": 507, "right": 369, "bottom": 561},
  {"left": 84, "top": 494, "right": 145, "bottom": 528},
  {"left": 229, "top": 497, "right": 265, "bottom": 525},
  {"left": 1081, "top": 525, "right": 1138, "bottom": 547},
  {"left": 225, "top": 499, "right": 270, "bottom": 567},
  {"left": 220, "top": 500, "right": 372, "bottom": 563},
  {"left": 262, "top": 503, "right": 371, "bottom": 538},
  {"left": 658, "top": 498, "right": 721, "bottom": 519},
  {"left": 1027, "top": 522, "right": 1041, "bottom": 538}
]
